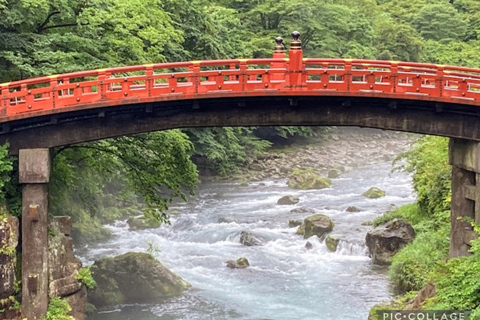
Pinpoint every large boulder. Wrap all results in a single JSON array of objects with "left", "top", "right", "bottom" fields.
[
  {"left": 88, "top": 252, "right": 190, "bottom": 309},
  {"left": 362, "top": 187, "right": 386, "bottom": 199},
  {"left": 303, "top": 214, "right": 334, "bottom": 239},
  {"left": 277, "top": 195, "right": 299, "bottom": 205},
  {"left": 239, "top": 231, "right": 266, "bottom": 246},
  {"left": 365, "top": 219, "right": 415, "bottom": 265},
  {"left": 287, "top": 169, "right": 331, "bottom": 190}
]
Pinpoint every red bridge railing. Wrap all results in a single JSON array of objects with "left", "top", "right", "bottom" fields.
[{"left": 2, "top": 33, "right": 480, "bottom": 122}]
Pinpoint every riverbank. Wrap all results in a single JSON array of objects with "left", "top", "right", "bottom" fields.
[{"left": 218, "top": 127, "right": 419, "bottom": 182}]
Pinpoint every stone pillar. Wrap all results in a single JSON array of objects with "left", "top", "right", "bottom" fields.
[
  {"left": 449, "top": 139, "right": 480, "bottom": 257},
  {"left": 19, "top": 149, "right": 51, "bottom": 319}
]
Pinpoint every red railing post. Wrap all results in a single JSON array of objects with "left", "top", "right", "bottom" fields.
[
  {"left": 287, "top": 31, "right": 305, "bottom": 88},
  {"left": 0, "top": 85, "right": 8, "bottom": 116},
  {"left": 436, "top": 65, "right": 444, "bottom": 98},
  {"left": 271, "top": 37, "right": 285, "bottom": 81}
]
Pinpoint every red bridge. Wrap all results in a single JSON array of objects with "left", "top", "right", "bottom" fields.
[
  {"left": 2, "top": 34, "right": 480, "bottom": 152},
  {"left": 8, "top": 33, "right": 480, "bottom": 320}
]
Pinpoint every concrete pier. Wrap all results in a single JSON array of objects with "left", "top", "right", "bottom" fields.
[{"left": 19, "top": 149, "right": 51, "bottom": 319}]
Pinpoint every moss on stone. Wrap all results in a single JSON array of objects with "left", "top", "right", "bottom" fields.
[
  {"left": 362, "top": 187, "right": 386, "bottom": 199},
  {"left": 287, "top": 169, "right": 331, "bottom": 190}
]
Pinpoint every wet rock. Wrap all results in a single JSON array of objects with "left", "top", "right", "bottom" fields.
[
  {"left": 0, "top": 216, "right": 18, "bottom": 300},
  {"left": 325, "top": 235, "right": 342, "bottom": 252},
  {"left": 290, "top": 207, "right": 315, "bottom": 214},
  {"left": 361, "top": 221, "right": 373, "bottom": 226},
  {"left": 288, "top": 220, "right": 303, "bottom": 228},
  {"left": 277, "top": 195, "right": 299, "bottom": 205},
  {"left": 296, "top": 223, "right": 305, "bottom": 236},
  {"left": 239, "top": 231, "right": 266, "bottom": 246},
  {"left": 345, "top": 206, "right": 361, "bottom": 213},
  {"left": 127, "top": 216, "right": 161, "bottom": 230},
  {"left": 365, "top": 219, "right": 415, "bottom": 265},
  {"left": 48, "top": 216, "right": 85, "bottom": 319},
  {"left": 305, "top": 241, "right": 313, "bottom": 250},
  {"left": 362, "top": 187, "right": 386, "bottom": 199},
  {"left": 226, "top": 257, "right": 250, "bottom": 269},
  {"left": 287, "top": 169, "right": 331, "bottom": 190},
  {"left": 327, "top": 169, "right": 341, "bottom": 179},
  {"left": 88, "top": 252, "right": 190, "bottom": 309},
  {"left": 249, "top": 163, "right": 263, "bottom": 171},
  {"left": 303, "top": 214, "right": 334, "bottom": 239}
]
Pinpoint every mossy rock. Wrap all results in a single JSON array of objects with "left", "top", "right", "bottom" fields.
[
  {"left": 289, "top": 220, "right": 303, "bottom": 228},
  {"left": 362, "top": 187, "right": 386, "bottom": 199},
  {"left": 127, "top": 217, "right": 161, "bottom": 230},
  {"left": 325, "top": 234, "right": 342, "bottom": 252},
  {"left": 303, "top": 214, "right": 334, "bottom": 239},
  {"left": 287, "top": 169, "right": 332, "bottom": 190},
  {"left": 296, "top": 223, "right": 305, "bottom": 235},
  {"left": 226, "top": 257, "right": 250, "bottom": 269},
  {"left": 88, "top": 252, "right": 190, "bottom": 309}
]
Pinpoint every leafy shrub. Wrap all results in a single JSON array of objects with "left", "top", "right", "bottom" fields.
[
  {"left": 40, "top": 298, "right": 74, "bottom": 320},
  {"left": 76, "top": 267, "right": 96, "bottom": 289},
  {"left": 388, "top": 221, "right": 449, "bottom": 293}
]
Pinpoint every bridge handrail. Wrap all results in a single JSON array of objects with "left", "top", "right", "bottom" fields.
[{"left": 3, "top": 57, "right": 480, "bottom": 122}]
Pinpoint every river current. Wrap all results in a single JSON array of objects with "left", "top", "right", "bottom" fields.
[{"left": 80, "top": 160, "right": 414, "bottom": 320}]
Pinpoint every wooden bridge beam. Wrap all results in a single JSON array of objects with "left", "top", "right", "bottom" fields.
[{"left": 18, "top": 149, "right": 51, "bottom": 319}]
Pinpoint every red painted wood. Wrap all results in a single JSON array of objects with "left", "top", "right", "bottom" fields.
[{"left": 2, "top": 58, "right": 480, "bottom": 123}]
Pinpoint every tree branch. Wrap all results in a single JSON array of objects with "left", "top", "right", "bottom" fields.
[{"left": 37, "top": 11, "right": 60, "bottom": 33}]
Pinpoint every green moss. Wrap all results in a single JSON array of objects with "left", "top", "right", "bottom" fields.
[
  {"left": 70, "top": 209, "right": 111, "bottom": 244},
  {"left": 287, "top": 169, "right": 331, "bottom": 190},
  {"left": 325, "top": 235, "right": 341, "bottom": 252},
  {"left": 362, "top": 187, "right": 385, "bottom": 199}
]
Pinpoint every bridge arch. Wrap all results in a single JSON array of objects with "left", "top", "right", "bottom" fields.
[{"left": 2, "top": 36, "right": 480, "bottom": 152}]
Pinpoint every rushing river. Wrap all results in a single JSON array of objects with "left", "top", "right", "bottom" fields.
[{"left": 80, "top": 160, "right": 414, "bottom": 320}]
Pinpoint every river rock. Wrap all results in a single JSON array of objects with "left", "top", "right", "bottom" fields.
[
  {"left": 226, "top": 257, "right": 249, "bottom": 269},
  {"left": 303, "top": 214, "right": 334, "bottom": 239},
  {"left": 88, "top": 252, "right": 190, "bottom": 308},
  {"left": 345, "top": 206, "right": 361, "bottom": 213},
  {"left": 287, "top": 169, "right": 331, "bottom": 190},
  {"left": 305, "top": 241, "right": 313, "bottom": 250},
  {"left": 362, "top": 187, "right": 386, "bottom": 199},
  {"left": 277, "top": 195, "right": 299, "bottom": 205},
  {"left": 365, "top": 219, "right": 415, "bottom": 265},
  {"left": 288, "top": 220, "right": 303, "bottom": 228},
  {"left": 290, "top": 207, "right": 315, "bottom": 214},
  {"left": 127, "top": 216, "right": 161, "bottom": 230},
  {"left": 239, "top": 231, "right": 266, "bottom": 246},
  {"left": 327, "top": 169, "right": 341, "bottom": 178},
  {"left": 296, "top": 223, "right": 305, "bottom": 236},
  {"left": 325, "top": 234, "right": 342, "bottom": 252}
]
